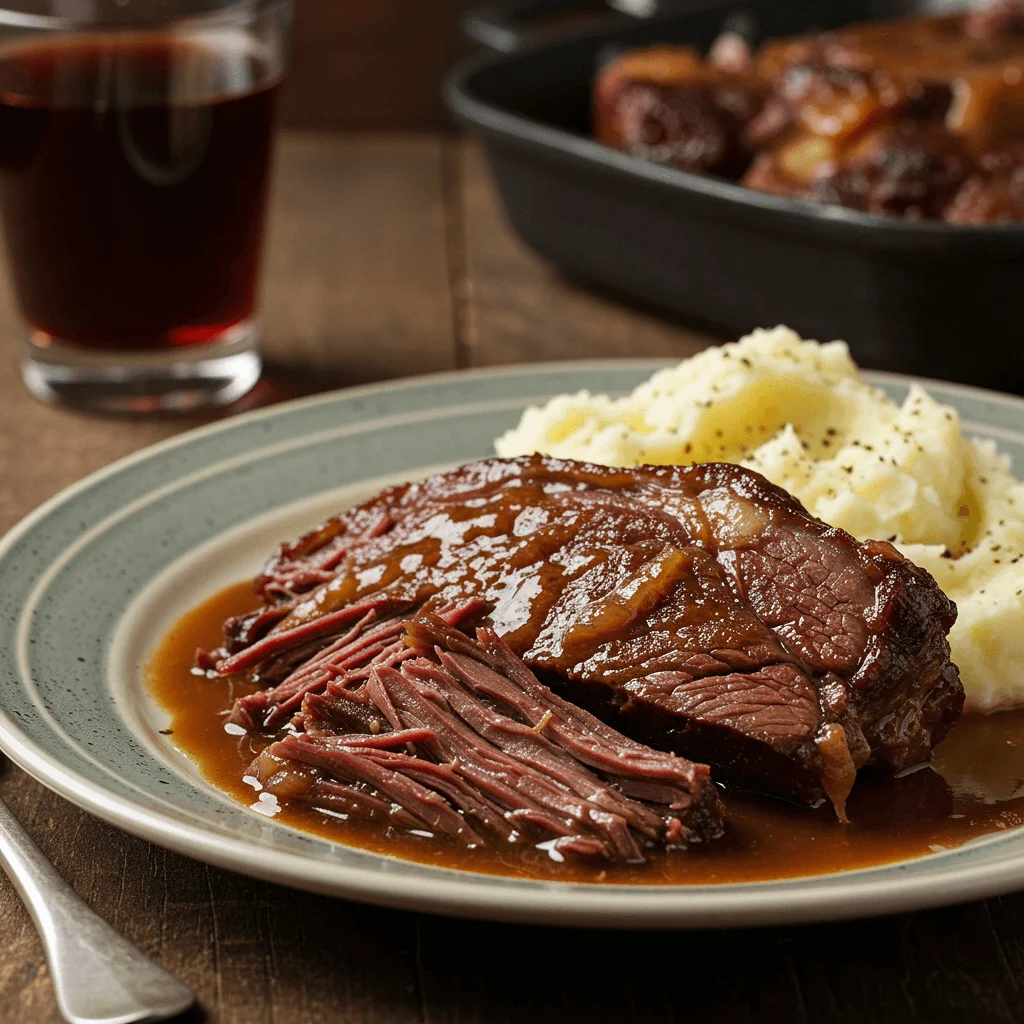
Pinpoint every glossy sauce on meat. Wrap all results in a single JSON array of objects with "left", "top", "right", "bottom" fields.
[
  {"left": 147, "top": 580, "right": 1024, "bottom": 885},
  {"left": 219, "top": 457, "right": 961, "bottom": 816}
]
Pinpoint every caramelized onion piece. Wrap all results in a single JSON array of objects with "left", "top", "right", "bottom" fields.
[{"left": 816, "top": 723, "right": 857, "bottom": 823}]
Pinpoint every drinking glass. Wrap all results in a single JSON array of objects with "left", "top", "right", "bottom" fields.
[{"left": 0, "top": 0, "right": 290, "bottom": 412}]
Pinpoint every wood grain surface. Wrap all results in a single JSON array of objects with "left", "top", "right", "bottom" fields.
[{"left": 0, "top": 132, "right": 1019, "bottom": 1024}]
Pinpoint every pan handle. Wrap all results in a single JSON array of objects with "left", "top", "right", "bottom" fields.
[{"left": 462, "top": 0, "right": 657, "bottom": 53}]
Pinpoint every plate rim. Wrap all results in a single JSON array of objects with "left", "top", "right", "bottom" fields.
[{"left": 4, "top": 359, "right": 1024, "bottom": 929}]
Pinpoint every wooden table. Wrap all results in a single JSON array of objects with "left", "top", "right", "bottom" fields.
[{"left": 0, "top": 132, "right": 1019, "bottom": 1024}]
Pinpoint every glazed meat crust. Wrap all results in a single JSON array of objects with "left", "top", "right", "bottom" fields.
[{"left": 594, "top": 46, "right": 765, "bottom": 177}]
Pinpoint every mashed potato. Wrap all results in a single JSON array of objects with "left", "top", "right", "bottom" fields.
[{"left": 496, "top": 326, "right": 1024, "bottom": 711}]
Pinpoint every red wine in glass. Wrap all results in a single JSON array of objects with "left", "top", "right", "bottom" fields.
[{"left": 0, "top": 34, "right": 278, "bottom": 352}]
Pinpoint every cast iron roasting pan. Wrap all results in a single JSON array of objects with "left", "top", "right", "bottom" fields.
[{"left": 446, "top": 0, "right": 1024, "bottom": 390}]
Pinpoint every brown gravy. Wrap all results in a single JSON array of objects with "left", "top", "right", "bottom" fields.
[{"left": 147, "top": 580, "right": 1024, "bottom": 885}]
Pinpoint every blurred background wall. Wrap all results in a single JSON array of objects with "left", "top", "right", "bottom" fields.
[{"left": 281, "top": 0, "right": 468, "bottom": 129}]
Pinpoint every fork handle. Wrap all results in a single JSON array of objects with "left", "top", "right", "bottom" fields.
[{"left": 0, "top": 795, "right": 193, "bottom": 1024}]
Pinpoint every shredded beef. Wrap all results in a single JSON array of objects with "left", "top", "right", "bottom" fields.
[{"left": 250, "top": 616, "right": 722, "bottom": 861}]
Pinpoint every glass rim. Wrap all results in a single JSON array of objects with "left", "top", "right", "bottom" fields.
[{"left": 0, "top": 0, "right": 290, "bottom": 33}]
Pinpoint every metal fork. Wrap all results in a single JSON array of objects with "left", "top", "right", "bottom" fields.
[{"left": 0, "top": 794, "right": 194, "bottom": 1024}]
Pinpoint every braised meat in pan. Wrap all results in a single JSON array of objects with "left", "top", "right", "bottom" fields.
[{"left": 595, "top": 1, "right": 1024, "bottom": 222}]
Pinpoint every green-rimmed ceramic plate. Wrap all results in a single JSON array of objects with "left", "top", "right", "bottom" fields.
[{"left": 2, "top": 361, "right": 1023, "bottom": 929}]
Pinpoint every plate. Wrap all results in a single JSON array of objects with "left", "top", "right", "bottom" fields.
[{"left": 2, "top": 360, "right": 1024, "bottom": 929}]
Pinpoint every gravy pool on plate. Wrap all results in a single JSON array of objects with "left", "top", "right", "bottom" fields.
[{"left": 149, "top": 578, "right": 1024, "bottom": 884}]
